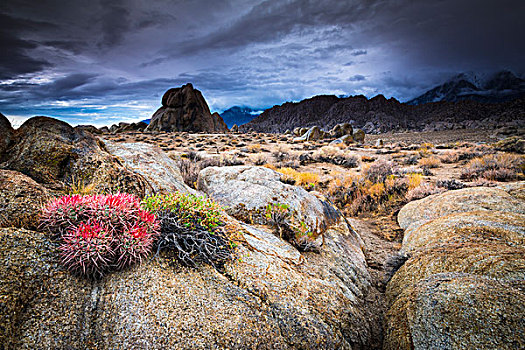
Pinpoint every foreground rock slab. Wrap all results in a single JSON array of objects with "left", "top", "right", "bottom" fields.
[
  {"left": 0, "top": 215, "right": 379, "bottom": 349},
  {"left": 384, "top": 184, "right": 525, "bottom": 350}
]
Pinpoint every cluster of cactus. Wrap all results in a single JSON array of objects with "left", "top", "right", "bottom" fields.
[{"left": 40, "top": 193, "right": 159, "bottom": 278}]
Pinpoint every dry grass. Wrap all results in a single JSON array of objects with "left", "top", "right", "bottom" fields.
[
  {"left": 461, "top": 153, "right": 524, "bottom": 181},
  {"left": 407, "top": 173, "right": 423, "bottom": 190},
  {"left": 418, "top": 156, "right": 441, "bottom": 168},
  {"left": 276, "top": 167, "right": 320, "bottom": 190},
  {"left": 439, "top": 150, "right": 460, "bottom": 164},
  {"left": 246, "top": 144, "right": 262, "bottom": 153}
]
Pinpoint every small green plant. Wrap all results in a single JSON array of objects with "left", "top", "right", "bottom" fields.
[
  {"left": 265, "top": 202, "right": 319, "bottom": 252},
  {"left": 143, "top": 193, "right": 233, "bottom": 268},
  {"left": 142, "top": 192, "right": 223, "bottom": 231}
]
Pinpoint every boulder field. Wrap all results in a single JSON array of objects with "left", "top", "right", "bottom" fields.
[
  {"left": 1, "top": 115, "right": 524, "bottom": 349},
  {"left": 0, "top": 116, "right": 381, "bottom": 349}
]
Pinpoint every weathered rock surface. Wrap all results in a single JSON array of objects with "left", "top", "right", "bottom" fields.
[
  {"left": 384, "top": 273, "right": 525, "bottom": 350},
  {"left": 352, "top": 129, "right": 365, "bottom": 143},
  {"left": 75, "top": 124, "right": 102, "bottom": 134},
  {"left": 109, "top": 121, "right": 148, "bottom": 133},
  {"left": 0, "top": 213, "right": 378, "bottom": 348},
  {"left": 0, "top": 116, "right": 151, "bottom": 196},
  {"left": 102, "top": 140, "right": 194, "bottom": 194},
  {"left": 0, "top": 112, "right": 13, "bottom": 159},
  {"left": 397, "top": 186, "right": 525, "bottom": 231},
  {"left": 330, "top": 134, "right": 354, "bottom": 146},
  {"left": 386, "top": 242, "right": 525, "bottom": 303},
  {"left": 0, "top": 170, "right": 51, "bottom": 229},
  {"left": 197, "top": 166, "right": 343, "bottom": 233},
  {"left": 292, "top": 126, "right": 325, "bottom": 142},
  {"left": 384, "top": 185, "right": 525, "bottom": 350},
  {"left": 146, "top": 83, "right": 229, "bottom": 133},
  {"left": 401, "top": 210, "right": 525, "bottom": 252}
]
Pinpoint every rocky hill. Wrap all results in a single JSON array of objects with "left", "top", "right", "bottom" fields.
[
  {"left": 146, "top": 83, "right": 229, "bottom": 133},
  {"left": 241, "top": 94, "right": 525, "bottom": 134}
]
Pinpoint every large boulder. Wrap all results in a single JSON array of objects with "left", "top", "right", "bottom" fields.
[
  {"left": 384, "top": 185, "right": 525, "bottom": 350},
  {"left": 386, "top": 242, "right": 525, "bottom": 304},
  {"left": 0, "top": 112, "right": 13, "bottom": 160},
  {"left": 196, "top": 166, "right": 342, "bottom": 233},
  {"left": 1, "top": 116, "right": 151, "bottom": 196},
  {"left": 352, "top": 129, "right": 365, "bottom": 143},
  {"left": 109, "top": 121, "right": 148, "bottom": 133},
  {"left": 401, "top": 210, "right": 525, "bottom": 253},
  {"left": 0, "top": 213, "right": 378, "bottom": 348},
  {"left": 75, "top": 124, "right": 102, "bottom": 134},
  {"left": 329, "top": 123, "right": 353, "bottom": 138},
  {"left": 397, "top": 186, "right": 525, "bottom": 231},
  {"left": 292, "top": 126, "right": 323, "bottom": 142},
  {"left": 102, "top": 140, "right": 194, "bottom": 194},
  {"left": 384, "top": 273, "right": 525, "bottom": 350},
  {"left": 146, "top": 84, "right": 229, "bottom": 133},
  {"left": 0, "top": 170, "right": 52, "bottom": 230}
]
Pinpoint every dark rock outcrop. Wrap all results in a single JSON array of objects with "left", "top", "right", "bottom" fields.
[
  {"left": 146, "top": 84, "right": 229, "bottom": 133},
  {"left": 109, "top": 121, "right": 148, "bottom": 133},
  {"left": 0, "top": 112, "right": 14, "bottom": 160},
  {"left": 75, "top": 125, "right": 102, "bottom": 134},
  {"left": 408, "top": 70, "right": 525, "bottom": 105},
  {"left": 0, "top": 116, "right": 151, "bottom": 195}
]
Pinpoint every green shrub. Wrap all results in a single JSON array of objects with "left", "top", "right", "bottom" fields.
[
  {"left": 265, "top": 203, "right": 319, "bottom": 252},
  {"left": 143, "top": 193, "right": 233, "bottom": 268}
]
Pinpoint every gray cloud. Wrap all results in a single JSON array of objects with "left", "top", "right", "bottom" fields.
[
  {"left": 0, "top": 0, "right": 524, "bottom": 126},
  {"left": 351, "top": 50, "right": 367, "bottom": 56}
]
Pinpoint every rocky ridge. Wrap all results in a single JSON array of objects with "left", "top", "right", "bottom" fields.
[{"left": 241, "top": 94, "right": 525, "bottom": 134}]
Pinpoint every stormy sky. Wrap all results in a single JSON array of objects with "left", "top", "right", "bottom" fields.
[{"left": 1, "top": 0, "right": 524, "bottom": 127}]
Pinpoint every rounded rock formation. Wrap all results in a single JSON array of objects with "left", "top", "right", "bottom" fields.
[{"left": 146, "top": 84, "right": 229, "bottom": 133}]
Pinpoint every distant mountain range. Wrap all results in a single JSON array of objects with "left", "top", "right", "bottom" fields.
[
  {"left": 240, "top": 70, "right": 525, "bottom": 134},
  {"left": 219, "top": 106, "right": 262, "bottom": 128},
  {"left": 241, "top": 94, "right": 524, "bottom": 134},
  {"left": 408, "top": 70, "right": 525, "bottom": 105}
]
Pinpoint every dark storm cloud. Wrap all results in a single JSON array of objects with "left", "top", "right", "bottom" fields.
[
  {"left": 351, "top": 50, "right": 367, "bottom": 56},
  {"left": 1, "top": 0, "right": 524, "bottom": 126},
  {"left": 0, "top": 13, "right": 54, "bottom": 78},
  {"left": 160, "top": 0, "right": 384, "bottom": 57},
  {"left": 98, "top": 1, "right": 131, "bottom": 48}
]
